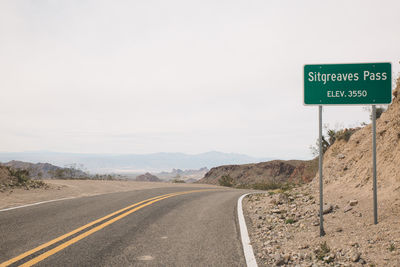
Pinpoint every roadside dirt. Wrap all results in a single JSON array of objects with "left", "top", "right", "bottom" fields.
[
  {"left": 244, "top": 183, "right": 400, "bottom": 266},
  {"left": 0, "top": 179, "right": 220, "bottom": 210}
]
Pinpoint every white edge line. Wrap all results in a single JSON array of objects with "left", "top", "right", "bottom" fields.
[
  {"left": 0, "top": 197, "right": 76, "bottom": 212},
  {"left": 238, "top": 193, "right": 258, "bottom": 267}
]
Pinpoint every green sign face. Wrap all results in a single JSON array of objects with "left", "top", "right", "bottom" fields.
[{"left": 304, "top": 63, "right": 392, "bottom": 105}]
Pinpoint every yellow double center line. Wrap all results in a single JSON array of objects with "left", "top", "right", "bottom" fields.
[{"left": 1, "top": 189, "right": 214, "bottom": 267}]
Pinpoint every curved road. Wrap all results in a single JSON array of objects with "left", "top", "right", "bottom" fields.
[{"left": 0, "top": 187, "right": 252, "bottom": 266}]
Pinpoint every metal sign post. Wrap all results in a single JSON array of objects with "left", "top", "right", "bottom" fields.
[
  {"left": 304, "top": 62, "right": 392, "bottom": 232},
  {"left": 319, "top": 105, "right": 325, "bottom": 236},
  {"left": 372, "top": 105, "right": 378, "bottom": 224}
]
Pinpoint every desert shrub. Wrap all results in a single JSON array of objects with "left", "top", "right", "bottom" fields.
[
  {"left": 310, "top": 136, "right": 330, "bottom": 156},
  {"left": 1, "top": 167, "right": 48, "bottom": 189},
  {"left": 375, "top": 107, "right": 385, "bottom": 119},
  {"left": 172, "top": 179, "right": 185, "bottom": 183},
  {"left": 50, "top": 169, "right": 66, "bottom": 179},
  {"left": 326, "top": 128, "right": 358, "bottom": 146},
  {"left": 327, "top": 129, "right": 336, "bottom": 145},
  {"left": 278, "top": 182, "right": 295, "bottom": 191},
  {"left": 315, "top": 241, "right": 330, "bottom": 261},
  {"left": 218, "top": 175, "right": 234, "bottom": 187},
  {"left": 285, "top": 218, "right": 296, "bottom": 224},
  {"left": 251, "top": 181, "right": 294, "bottom": 191},
  {"left": 335, "top": 128, "right": 357, "bottom": 142},
  {"left": 364, "top": 105, "right": 387, "bottom": 120},
  {"left": 368, "top": 106, "right": 385, "bottom": 120},
  {"left": 8, "top": 168, "right": 30, "bottom": 184},
  {"left": 310, "top": 127, "right": 359, "bottom": 156},
  {"left": 251, "top": 181, "right": 281, "bottom": 190}
]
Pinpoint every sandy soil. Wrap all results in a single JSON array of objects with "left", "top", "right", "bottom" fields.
[{"left": 0, "top": 179, "right": 220, "bottom": 210}]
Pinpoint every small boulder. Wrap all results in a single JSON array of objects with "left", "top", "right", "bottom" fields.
[
  {"left": 323, "top": 253, "right": 335, "bottom": 263},
  {"left": 271, "top": 209, "right": 282, "bottom": 214},
  {"left": 349, "top": 199, "right": 358, "bottom": 206},
  {"left": 322, "top": 204, "right": 333, "bottom": 214},
  {"left": 283, "top": 254, "right": 290, "bottom": 264},
  {"left": 274, "top": 254, "right": 285, "bottom": 266},
  {"left": 343, "top": 205, "right": 353, "bottom": 213},
  {"left": 312, "top": 221, "right": 320, "bottom": 226},
  {"left": 350, "top": 252, "right": 361, "bottom": 262}
]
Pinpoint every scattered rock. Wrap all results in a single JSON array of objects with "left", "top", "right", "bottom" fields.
[
  {"left": 349, "top": 199, "right": 358, "bottom": 206},
  {"left": 274, "top": 254, "right": 285, "bottom": 266},
  {"left": 271, "top": 209, "right": 282, "bottom": 214},
  {"left": 349, "top": 242, "right": 359, "bottom": 247},
  {"left": 322, "top": 204, "right": 333, "bottom": 214},
  {"left": 323, "top": 253, "right": 335, "bottom": 263},
  {"left": 343, "top": 205, "right": 353, "bottom": 213},
  {"left": 350, "top": 252, "right": 361, "bottom": 262},
  {"left": 243, "top": 180, "right": 400, "bottom": 267},
  {"left": 283, "top": 254, "right": 290, "bottom": 264}
]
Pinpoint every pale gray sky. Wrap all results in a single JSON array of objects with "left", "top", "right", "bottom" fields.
[{"left": 1, "top": 0, "right": 399, "bottom": 159}]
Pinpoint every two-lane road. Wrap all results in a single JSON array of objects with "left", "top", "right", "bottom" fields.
[{"left": 0, "top": 187, "right": 252, "bottom": 266}]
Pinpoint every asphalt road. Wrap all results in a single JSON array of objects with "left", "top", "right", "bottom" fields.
[{"left": 0, "top": 186, "right": 252, "bottom": 267}]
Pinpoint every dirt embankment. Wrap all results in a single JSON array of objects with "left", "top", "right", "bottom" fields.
[
  {"left": 244, "top": 77, "right": 400, "bottom": 266},
  {"left": 198, "top": 159, "right": 318, "bottom": 186}
]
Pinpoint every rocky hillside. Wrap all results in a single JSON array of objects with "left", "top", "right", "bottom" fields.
[
  {"left": 1, "top": 161, "right": 61, "bottom": 179},
  {"left": 0, "top": 165, "right": 47, "bottom": 191},
  {"left": 0, "top": 160, "right": 88, "bottom": 179},
  {"left": 135, "top": 172, "right": 162, "bottom": 182},
  {"left": 198, "top": 159, "right": 318, "bottom": 187}
]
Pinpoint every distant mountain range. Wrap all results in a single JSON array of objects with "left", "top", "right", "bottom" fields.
[{"left": 0, "top": 151, "right": 271, "bottom": 173}]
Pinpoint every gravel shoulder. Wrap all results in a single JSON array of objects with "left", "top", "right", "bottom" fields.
[
  {"left": 243, "top": 184, "right": 400, "bottom": 266},
  {"left": 0, "top": 179, "right": 220, "bottom": 209}
]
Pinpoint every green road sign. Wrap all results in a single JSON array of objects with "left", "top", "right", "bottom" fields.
[{"left": 304, "top": 63, "right": 392, "bottom": 105}]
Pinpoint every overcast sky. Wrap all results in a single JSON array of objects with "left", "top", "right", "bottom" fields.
[{"left": 0, "top": 0, "right": 399, "bottom": 159}]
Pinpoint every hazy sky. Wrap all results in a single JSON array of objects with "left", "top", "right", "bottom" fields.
[{"left": 1, "top": 0, "right": 399, "bottom": 159}]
